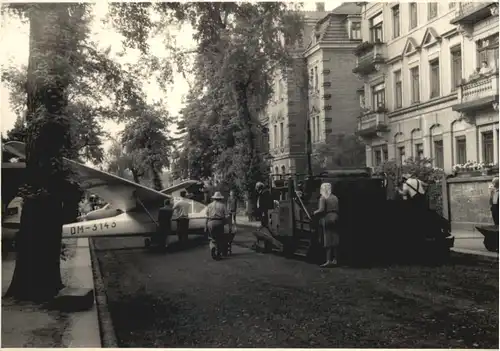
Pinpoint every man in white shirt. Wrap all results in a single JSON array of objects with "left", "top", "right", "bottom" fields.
[
  {"left": 172, "top": 191, "right": 191, "bottom": 246},
  {"left": 399, "top": 173, "right": 426, "bottom": 201},
  {"left": 490, "top": 177, "right": 499, "bottom": 225}
]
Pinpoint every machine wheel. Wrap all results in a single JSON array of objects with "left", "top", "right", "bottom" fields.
[
  {"left": 211, "top": 246, "right": 219, "bottom": 260},
  {"left": 484, "top": 238, "right": 499, "bottom": 252}
]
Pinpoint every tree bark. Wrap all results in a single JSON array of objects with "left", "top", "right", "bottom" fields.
[
  {"left": 151, "top": 163, "right": 163, "bottom": 191},
  {"left": 5, "top": 4, "right": 80, "bottom": 302},
  {"left": 234, "top": 80, "right": 260, "bottom": 218},
  {"left": 131, "top": 168, "right": 141, "bottom": 184}
]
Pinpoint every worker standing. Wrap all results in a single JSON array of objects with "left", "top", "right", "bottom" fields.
[
  {"left": 255, "top": 182, "right": 273, "bottom": 229},
  {"left": 173, "top": 191, "right": 191, "bottom": 247},
  {"left": 490, "top": 177, "right": 499, "bottom": 225},
  {"left": 155, "top": 198, "right": 173, "bottom": 251},
  {"left": 227, "top": 190, "right": 238, "bottom": 232}
]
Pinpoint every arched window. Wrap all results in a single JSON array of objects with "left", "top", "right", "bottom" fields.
[{"left": 281, "top": 165, "right": 286, "bottom": 176}]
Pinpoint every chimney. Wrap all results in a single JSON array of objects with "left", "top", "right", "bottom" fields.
[{"left": 316, "top": 2, "right": 325, "bottom": 12}]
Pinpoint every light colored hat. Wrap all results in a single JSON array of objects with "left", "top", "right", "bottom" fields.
[
  {"left": 402, "top": 173, "right": 412, "bottom": 179},
  {"left": 255, "top": 182, "right": 264, "bottom": 190},
  {"left": 211, "top": 191, "right": 224, "bottom": 200}
]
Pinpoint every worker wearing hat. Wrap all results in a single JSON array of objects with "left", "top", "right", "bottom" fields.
[
  {"left": 205, "top": 191, "right": 229, "bottom": 257},
  {"left": 490, "top": 177, "right": 499, "bottom": 225},
  {"left": 255, "top": 181, "right": 273, "bottom": 228}
]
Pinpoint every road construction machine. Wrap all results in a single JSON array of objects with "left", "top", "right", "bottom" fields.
[{"left": 256, "top": 168, "right": 454, "bottom": 266}]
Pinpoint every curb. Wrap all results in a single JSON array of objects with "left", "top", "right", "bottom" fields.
[
  {"left": 88, "top": 239, "right": 119, "bottom": 348},
  {"left": 451, "top": 248, "right": 499, "bottom": 264}
]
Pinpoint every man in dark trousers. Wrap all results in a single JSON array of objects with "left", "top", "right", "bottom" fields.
[
  {"left": 173, "top": 191, "right": 191, "bottom": 246},
  {"left": 255, "top": 182, "right": 273, "bottom": 228},
  {"left": 155, "top": 198, "right": 173, "bottom": 251}
]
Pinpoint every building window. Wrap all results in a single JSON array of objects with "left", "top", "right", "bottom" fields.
[
  {"left": 274, "top": 166, "right": 279, "bottom": 175},
  {"left": 314, "top": 66, "right": 318, "bottom": 90},
  {"left": 281, "top": 165, "right": 286, "bottom": 175},
  {"left": 429, "top": 59, "right": 440, "bottom": 98},
  {"left": 369, "top": 12, "right": 384, "bottom": 42},
  {"left": 316, "top": 116, "right": 320, "bottom": 141},
  {"left": 311, "top": 118, "right": 316, "bottom": 142},
  {"left": 476, "top": 34, "right": 499, "bottom": 70},
  {"left": 433, "top": 139, "right": 444, "bottom": 168},
  {"left": 409, "top": 3, "right": 418, "bottom": 30},
  {"left": 449, "top": 2, "right": 456, "bottom": 9},
  {"left": 455, "top": 136, "right": 466, "bottom": 165},
  {"left": 392, "top": 5, "right": 400, "bottom": 38},
  {"left": 374, "top": 149, "right": 382, "bottom": 166},
  {"left": 482, "top": 131, "right": 494, "bottom": 164},
  {"left": 428, "top": 2, "right": 438, "bottom": 20},
  {"left": 273, "top": 124, "right": 277, "bottom": 148},
  {"left": 451, "top": 46, "right": 462, "bottom": 91},
  {"left": 279, "top": 122, "right": 284, "bottom": 147},
  {"left": 394, "top": 70, "right": 402, "bottom": 108},
  {"left": 371, "top": 83, "right": 385, "bottom": 110},
  {"left": 351, "top": 22, "right": 361, "bottom": 39},
  {"left": 397, "top": 146, "right": 406, "bottom": 164},
  {"left": 415, "top": 143, "right": 424, "bottom": 159},
  {"left": 310, "top": 68, "right": 314, "bottom": 90},
  {"left": 410, "top": 66, "right": 420, "bottom": 103},
  {"left": 373, "top": 145, "right": 388, "bottom": 166}
]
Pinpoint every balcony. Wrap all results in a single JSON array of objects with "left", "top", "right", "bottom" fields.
[
  {"left": 450, "top": 2, "right": 498, "bottom": 26},
  {"left": 452, "top": 70, "right": 499, "bottom": 119},
  {"left": 352, "top": 41, "right": 387, "bottom": 76},
  {"left": 355, "top": 109, "right": 389, "bottom": 139}
]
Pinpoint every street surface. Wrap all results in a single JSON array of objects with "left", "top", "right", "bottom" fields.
[{"left": 93, "top": 228, "right": 499, "bottom": 348}]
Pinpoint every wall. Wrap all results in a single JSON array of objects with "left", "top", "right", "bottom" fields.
[
  {"left": 445, "top": 175, "right": 496, "bottom": 230},
  {"left": 323, "top": 48, "right": 362, "bottom": 135}
]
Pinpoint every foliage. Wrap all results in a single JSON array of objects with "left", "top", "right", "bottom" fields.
[
  {"left": 373, "top": 157, "right": 445, "bottom": 185},
  {"left": 147, "top": 2, "right": 303, "bottom": 202},
  {"left": 4, "top": 2, "right": 94, "bottom": 301},
  {"left": 311, "top": 133, "right": 366, "bottom": 174},
  {"left": 120, "top": 102, "right": 174, "bottom": 190},
  {"left": 105, "top": 140, "right": 135, "bottom": 180}
]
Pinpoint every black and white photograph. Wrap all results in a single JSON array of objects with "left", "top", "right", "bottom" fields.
[{"left": 1, "top": 1, "right": 499, "bottom": 348}]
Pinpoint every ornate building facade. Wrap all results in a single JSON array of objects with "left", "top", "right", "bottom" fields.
[
  {"left": 354, "top": 2, "right": 499, "bottom": 172},
  {"left": 262, "top": 2, "right": 363, "bottom": 176}
]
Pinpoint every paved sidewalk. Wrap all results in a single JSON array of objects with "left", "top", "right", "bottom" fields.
[
  {"left": 1, "top": 238, "right": 101, "bottom": 348},
  {"left": 235, "top": 215, "right": 260, "bottom": 228},
  {"left": 452, "top": 229, "right": 498, "bottom": 259}
]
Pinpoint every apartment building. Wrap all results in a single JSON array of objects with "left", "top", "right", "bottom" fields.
[
  {"left": 264, "top": 2, "right": 362, "bottom": 176},
  {"left": 354, "top": 2, "right": 499, "bottom": 172}
]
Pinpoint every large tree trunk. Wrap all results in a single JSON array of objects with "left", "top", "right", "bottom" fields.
[
  {"left": 234, "top": 81, "right": 260, "bottom": 219},
  {"left": 151, "top": 163, "right": 163, "bottom": 191},
  {"left": 5, "top": 4, "right": 81, "bottom": 302}
]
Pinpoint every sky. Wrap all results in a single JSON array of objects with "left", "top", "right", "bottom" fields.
[{"left": 0, "top": 1, "right": 343, "bottom": 155}]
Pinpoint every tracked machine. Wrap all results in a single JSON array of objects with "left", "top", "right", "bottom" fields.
[{"left": 255, "top": 168, "right": 455, "bottom": 266}]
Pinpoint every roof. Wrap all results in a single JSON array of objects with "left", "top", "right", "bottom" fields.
[{"left": 330, "top": 2, "right": 361, "bottom": 15}]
